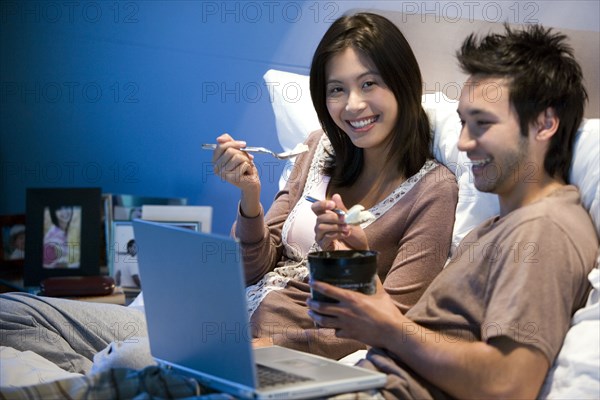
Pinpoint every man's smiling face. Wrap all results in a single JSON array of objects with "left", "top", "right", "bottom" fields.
[{"left": 457, "top": 76, "right": 531, "bottom": 197}]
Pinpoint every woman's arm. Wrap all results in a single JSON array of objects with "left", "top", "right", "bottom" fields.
[
  {"left": 383, "top": 165, "right": 458, "bottom": 311},
  {"left": 212, "top": 134, "right": 261, "bottom": 214},
  {"left": 232, "top": 132, "right": 320, "bottom": 285},
  {"left": 233, "top": 189, "right": 290, "bottom": 285}
]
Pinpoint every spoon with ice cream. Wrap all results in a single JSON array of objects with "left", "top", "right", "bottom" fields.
[{"left": 305, "top": 196, "right": 375, "bottom": 225}]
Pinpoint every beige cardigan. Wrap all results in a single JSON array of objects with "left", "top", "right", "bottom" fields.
[{"left": 233, "top": 131, "right": 459, "bottom": 359}]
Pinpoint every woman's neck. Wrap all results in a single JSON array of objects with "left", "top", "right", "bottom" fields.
[{"left": 330, "top": 148, "right": 406, "bottom": 209}]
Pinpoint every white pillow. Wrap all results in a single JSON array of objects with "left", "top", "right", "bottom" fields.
[
  {"left": 570, "top": 118, "right": 600, "bottom": 236},
  {"left": 540, "top": 264, "right": 600, "bottom": 399},
  {"left": 264, "top": 70, "right": 320, "bottom": 154},
  {"left": 540, "top": 123, "right": 600, "bottom": 398}
]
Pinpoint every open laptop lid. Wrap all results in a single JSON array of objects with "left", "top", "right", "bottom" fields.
[
  {"left": 133, "top": 219, "right": 387, "bottom": 399},
  {"left": 133, "top": 219, "right": 258, "bottom": 388}
]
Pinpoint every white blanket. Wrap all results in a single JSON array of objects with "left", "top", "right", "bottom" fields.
[{"left": 540, "top": 267, "right": 600, "bottom": 399}]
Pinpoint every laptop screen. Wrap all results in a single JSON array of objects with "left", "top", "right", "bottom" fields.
[{"left": 133, "top": 219, "right": 257, "bottom": 387}]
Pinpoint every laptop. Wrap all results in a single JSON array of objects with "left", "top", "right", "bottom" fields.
[{"left": 132, "top": 219, "right": 387, "bottom": 399}]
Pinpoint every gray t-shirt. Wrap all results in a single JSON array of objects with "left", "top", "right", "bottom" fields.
[{"left": 361, "top": 186, "right": 599, "bottom": 399}]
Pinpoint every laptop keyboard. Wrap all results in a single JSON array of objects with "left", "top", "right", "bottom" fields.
[{"left": 257, "top": 364, "right": 313, "bottom": 388}]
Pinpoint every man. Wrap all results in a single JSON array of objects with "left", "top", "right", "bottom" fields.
[{"left": 307, "top": 24, "right": 598, "bottom": 398}]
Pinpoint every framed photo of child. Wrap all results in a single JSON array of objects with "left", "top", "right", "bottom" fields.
[{"left": 0, "top": 214, "right": 26, "bottom": 270}]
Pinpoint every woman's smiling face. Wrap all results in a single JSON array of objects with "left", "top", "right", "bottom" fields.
[
  {"left": 55, "top": 206, "right": 73, "bottom": 227},
  {"left": 325, "top": 47, "right": 398, "bottom": 152}
]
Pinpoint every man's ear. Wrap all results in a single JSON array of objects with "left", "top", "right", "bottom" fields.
[{"left": 534, "top": 107, "right": 559, "bottom": 141}]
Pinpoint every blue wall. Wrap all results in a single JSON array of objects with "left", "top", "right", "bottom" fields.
[
  {"left": 2, "top": 1, "right": 597, "bottom": 234},
  {"left": 0, "top": 1, "right": 335, "bottom": 234}
]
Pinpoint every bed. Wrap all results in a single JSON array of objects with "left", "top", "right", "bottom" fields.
[{"left": 1, "top": 9, "right": 599, "bottom": 399}]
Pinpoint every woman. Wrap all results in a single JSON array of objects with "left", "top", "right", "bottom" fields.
[
  {"left": 43, "top": 205, "right": 76, "bottom": 268},
  {"left": 212, "top": 12, "right": 458, "bottom": 360}
]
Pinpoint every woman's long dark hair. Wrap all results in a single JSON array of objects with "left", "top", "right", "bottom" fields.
[
  {"left": 49, "top": 205, "right": 72, "bottom": 232},
  {"left": 310, "top": 12, "right": 432, "bottom": 186}
]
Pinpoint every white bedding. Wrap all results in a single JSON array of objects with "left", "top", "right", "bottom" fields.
[
  {"left": 540, "top": 267, "right": 600, "bottom": 398},
  {"left": 0, "top": 346, "right": 83, "bottom": 388}
]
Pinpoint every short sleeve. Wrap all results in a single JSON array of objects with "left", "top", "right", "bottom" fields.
[{"left": 482, "top": 218, "right": 590, "bottom": 363}]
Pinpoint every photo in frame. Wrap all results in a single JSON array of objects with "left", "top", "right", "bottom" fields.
[
  {"left": 24, "top": 188, "right": 101, "bottom": 287},
  {"left": 111, "top": 221, "right": 141, "bottom": 289},
  {"left": 110, "top": 220, "right": 198, "bottom": 290},
  {"left": 0, "top": 214, "right": 26, "bottom": 270},
  {"left": 103, "top": 194, "right": 187, "bottom": 276}
]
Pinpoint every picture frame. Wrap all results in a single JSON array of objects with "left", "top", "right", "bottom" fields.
[
  {"left": 24, "top": 188, "right": 102, "bottom": 287},
  {"left": 154, "top": 221, "right": 200, "bottom": 231},
  {"left": 0, "top": 214, "right": 26, "bottom": 270},
  {"left": 141, "top": 205, "right": 213, "bottom": 233},
  {"left": 99, "top": 193, "right": 113, "bottom": 274},
  {"left": 109, "top": 219, "right": 199, "bottom": 290},
  {"left": 103, "top": 194, "right": 187, "bottom": 276},
  {"left": 112, "top": 194, "right": 188, "bottom": 222},
  {"left": 111, "top": 221, "right": 141, "bottom": 289}
]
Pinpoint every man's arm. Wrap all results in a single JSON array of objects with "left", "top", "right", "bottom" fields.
[
  {"left": 387, "top": 320, "right": 549, "bottom": 398},
  {"left": 307, "top": 279, "right": 549, "bottom": 399}
]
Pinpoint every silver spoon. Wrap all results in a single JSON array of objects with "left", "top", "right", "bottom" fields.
[
  {"left": 305, "top": 196, "right": 376, "bottom": 225},
  {"left": 201, "top": 143, "right": 308, "bottom": 160},
  {"left": 305, "top": 196, "right": 346, "bottom": 216}
]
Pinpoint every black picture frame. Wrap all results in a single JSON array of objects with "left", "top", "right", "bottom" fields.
[{"left": 24, "top": 188, "right": 102, "bottom": 287}]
